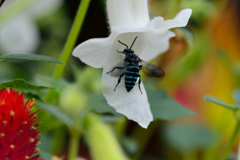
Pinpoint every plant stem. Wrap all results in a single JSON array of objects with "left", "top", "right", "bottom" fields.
[
  {"left": 53, "top": 0, "right": 91, "bottom": 79},
  {"left": 169, "top": 0, "right": 181, "bottom": 19},
  {"left": 68, "top": 130, "right": 81, "bottom": 160},
  {"left": 114, "top": 117, "right": 127, "bottom": 138},
  {"left": 220, "top": 115, "right": 240, "bottom": 160},
  {"left": 68, "top": 113, "right": 81, "bottom": 160},
  {"left": 44, "top": 0, "right": 91, "bottom": 102}
]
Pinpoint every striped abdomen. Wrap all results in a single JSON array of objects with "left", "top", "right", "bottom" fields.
[{"left": 125, "top": 65, "right": 139, "bottom": 92}]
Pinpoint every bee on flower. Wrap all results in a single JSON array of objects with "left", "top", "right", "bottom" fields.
[{"left": 73, "top": 0, "right": 192, "bottom": 128}]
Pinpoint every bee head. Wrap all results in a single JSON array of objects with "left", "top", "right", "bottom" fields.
[
  {"left": 117, "top": 36, "right": 138, "bottom": 55},
  {"left": 123, "top": 49, "right": 134, "bottom": 54}
]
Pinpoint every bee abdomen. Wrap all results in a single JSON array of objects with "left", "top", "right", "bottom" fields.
[{"left": 125, "top": 66, "right": 139, "bottom": 92}]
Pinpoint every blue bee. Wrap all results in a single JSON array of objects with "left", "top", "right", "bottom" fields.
[{"left": 107, "top": 36, "right": 165, "bottom": 94}]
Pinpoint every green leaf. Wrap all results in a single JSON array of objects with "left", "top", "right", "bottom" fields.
[
  {"left": 100, "top": 115, "right": 124, "bottom": 124},
  {"left": 163, "top": 123, "right": 216, "bottom": 152},
  {"left": 146, "top": 87, "right": 195, "bottom": 121},
  {"left": 0, "top": 54, "right": 64, "bottom": 64},
  {"left": 88, "top": 94, "right": 122, "bottom": 116},
  {"left": 0, "top": 79, "right": 54, "bottom": 91},
  {"left": 180, "top": 28, "right": 194, "bottom": 43},
  {"left": 36, "top": 101, "right": 74, "bottom": 127},
  {"left": 120, "top": 136, "right": 138, "bottom": 157},
  {"left": 39, "top": 150, "right": 53, "bottom": 160},
  {"left": 233, "top": 88, "right": 240, "bottom": 105},
  {"left": 39, "top": 150, "right": 64, "bottom": 160},
  {"left": 204, "top": 95, "right": 238, "bottom": 111}
]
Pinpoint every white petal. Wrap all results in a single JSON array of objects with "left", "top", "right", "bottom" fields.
[
  {"left": 72, "top": 34, "right": 118, "bottom": 68},
  {"left": 0, "top": 16, "right": 39, "bottom": 54},
  {"left": 72, "top": 17, "right": 165, "bottom": 68},
  {"left": 107, "top": 0, "right": 150, "bottom": 28},
  {"left": 136, "top": 30, "right": 176, "bottom": 61},
  {"left": 102, "top": 67, "right": 153, "bottom": 128},
  {"left": 110, "top": 17, "right": 175, "bottom": 62},
  {"left": 160, "top": 9, "right": 192, "bottom": 30}
]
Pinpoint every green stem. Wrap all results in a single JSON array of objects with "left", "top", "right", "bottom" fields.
[
  {"left": 0, "top": 0, "right": 38, "bottom": 26},
  {"left": 68, "top": 130, "right": 81, "bottom": 160},
  {"left": 44, "top": 0, "right": 90, "bottom": 102},
  {"left": 114, "top": 117, "right": 127, "bottom": 138},
  {"left": 68, "top": 113, "right": 81, "bottom": 160},
  {"left": 53, "top": 0, "right": 91, "bottom": 79},
  {"left": 220, "top": 115, "right": 240, "bottom": 160},
  {"left": 169, "top": 0, "right": 182, "bottom": 19}
]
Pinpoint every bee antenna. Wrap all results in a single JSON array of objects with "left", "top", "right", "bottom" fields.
[
  {"left": 118, "top": 40, "right": 128, "bottom": 49},
  {"left": 129, "top": 36, "right": 138, "bottom": 49}
]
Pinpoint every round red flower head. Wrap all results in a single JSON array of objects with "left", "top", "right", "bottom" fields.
[{"left": 0, "top": 89, "right": 41, "bottom": 160}]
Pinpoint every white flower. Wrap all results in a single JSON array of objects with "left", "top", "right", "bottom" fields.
[
  {"left": 0, "top": 0, "right": 63, "bottom": 54},
  {"left": 73, "top": 0, "right": 192, "bottom": 128}
]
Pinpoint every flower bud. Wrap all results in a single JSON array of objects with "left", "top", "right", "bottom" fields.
[{"left": 60, "top": 84, "right": 87, "bottom": 114}]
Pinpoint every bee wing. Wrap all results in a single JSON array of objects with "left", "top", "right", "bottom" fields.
[
  {"left": 140, "top": 60, "right": 165, "bottom": 77},
  {"left": 107, "top": 60, "right": 129, "bottom": 77}
]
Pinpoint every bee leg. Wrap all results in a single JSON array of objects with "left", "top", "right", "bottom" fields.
[
  {"left": 114, "top": 72, "right": 125, "bottom": 91},
  {"left": 107, "top": 66, "right": 126, "bottom": 74},
  {"left": 138, "top": 65, "right": 142, "bottom": 70},
  {"left": 137, "top": 76, "right": 143, "bottom": 94}
]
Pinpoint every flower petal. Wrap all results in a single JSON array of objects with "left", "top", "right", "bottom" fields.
[
  {"left": 72, "top": 34, "right": 117, "bottom": 68},
  {"left": 133, "top": 30, "right": 176, "bottom": 62},
  {"left": 102, "top": 68, "right": 153, "bottom": 128},
  {"left": 160, "top": 9, "right": 192, "bottom": 30}
]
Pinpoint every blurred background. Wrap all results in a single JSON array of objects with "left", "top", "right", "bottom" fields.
[{"left": 0, "top": 0, "right": 240, "bottom": 159}]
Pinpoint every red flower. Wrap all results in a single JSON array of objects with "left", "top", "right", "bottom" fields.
[{"left": 0, "top": 89, "right": 41, "bottom": 160}]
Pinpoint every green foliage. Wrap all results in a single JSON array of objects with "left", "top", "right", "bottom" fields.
[
  {"left": 0, "top": 54, "right": 64, "bottom": 64},
  {"left": 100, "top": 115, "right": 124, "bottom": 124},
  {"left": 36, "top": 101, "right": 74, "bottom": 127},
  {"left": 88, "top": 94, "right": 122, "bottom": 116},
  {"left": 204, "top": 95, "right": 239, "bottom": 111},
  {"left": 39, "top": 150, "right": 54, "bottom": 160},
  {"left": 0, "top": 79, "right": 54, "bottom": 90},
  {"left": 163, "top": 123, "right": 216, "bottom": 153},
  {"left": 233, "top": 88, "right": 240, "bottom": 106},
  {"left": 120, "top": 136, "right": 138, "bottom": 157},
  {"left": 146, "top": 87, "right": 195, "bottom": 121}
]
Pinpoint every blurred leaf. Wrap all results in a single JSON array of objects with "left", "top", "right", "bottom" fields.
[
  {"left": 39, "top": 150, "right": 64, "bottom": 160},
  {"left": 34, "top": 75, "right": 68, "bottom": 91},
  {"left": 164, "top": 123, "right": 216, "bottom": 152},
  {"left": 88, "top": 94, "right": 122, "bottom": 116},
  {"left": 120, "top": 136, "right": 138, "bottom": 157},
  {"left": 0, "top": 54, "right": 64, "bottom": 64},
  {"left": 180, "top": 28, "right": 194, "bottom": 43},
  {"left": 146, "top": 87, "right": 195, "bottom": 121},
  {"left": 233, "top": 88, "right": 240, "bottom": 105},
  {"left": 0, "top": 79, "right": 54, "bottom": 90},
  {"left": 24, "top": 91, "right": 43, "bottom": 101},
  {"left": 36, "top": 101, "right": 74, "bottom": 127},
  {"left": 39, "top": 150, "right": 53, "bottom": 160},
  {"left": 100, "top": 115, "right": 124, "bottom": 124},
  {"left": 204, "top": 95, "right": 238, "bottom": 111},
  {"left": 39, "top": 134, "right": 52, "bottom": 153}
]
